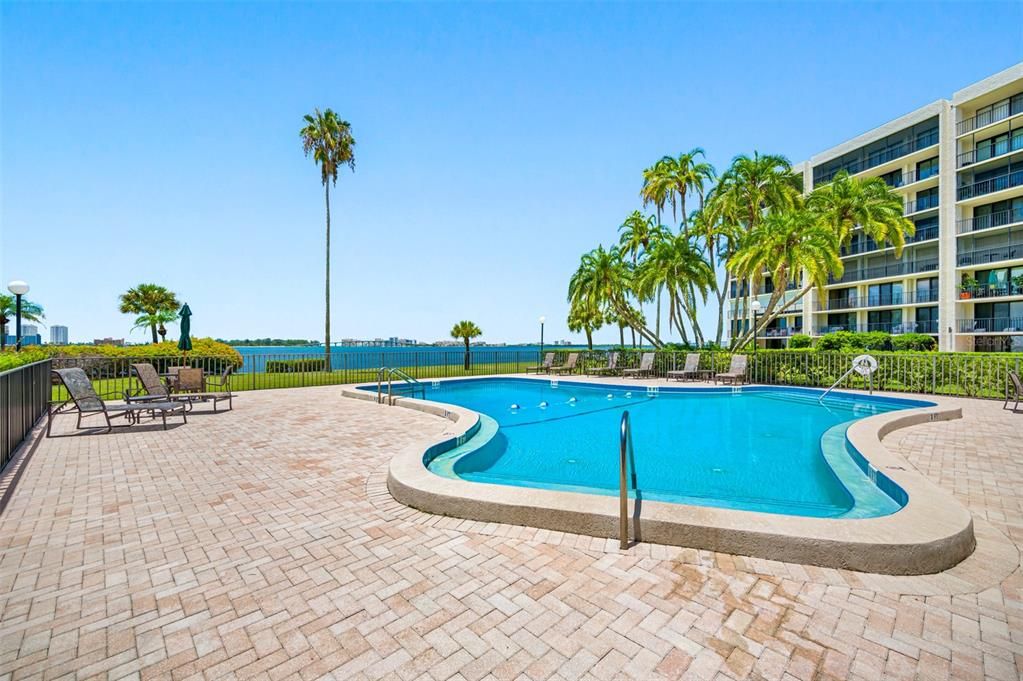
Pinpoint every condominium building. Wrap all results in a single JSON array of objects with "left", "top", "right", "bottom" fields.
[
  {"left": 729, "top": 62, "right": 1023, "bottom": 352},
  {"left": 50, "top": 325, "right": 69, "bottom": 345}
]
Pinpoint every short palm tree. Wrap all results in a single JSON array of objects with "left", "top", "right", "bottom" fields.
[
  {"left": 301, "top": 108, "right": 356, "bottom": 368},
  {"left": 567, "top": 302, "right": 604, "bottom": 350},
  {"left": 119, "top": 284, "right": 179, "bottom": 343},
  {"left": 807, "top": 171, "right": 915, "bottom": 256},
  {"left": 568, "top": 245, "right": 660, "bottom": 347},
  {"left": 730, "top": 208, "right": 842, "bottom": 347},
  {"left": 0, "top": 294, "right": 45, "bottom": 350},
  {"left": 450, "top": 320, "right": 482, "bottom": 370},
  {"left": 132, "top": 309, "right": 178, "bottom": 341}
]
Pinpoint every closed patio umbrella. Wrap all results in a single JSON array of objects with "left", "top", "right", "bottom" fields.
[{"left": 177, "top": 303, "right": 192, "bottom": 364}]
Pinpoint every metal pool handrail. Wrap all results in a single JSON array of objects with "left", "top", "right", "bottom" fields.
[
  {"left": 619, "top": 410, "right": 631, "bottom": 550},
  {"left": 376, "top": 367, "right": 426, "bottom": 405}
]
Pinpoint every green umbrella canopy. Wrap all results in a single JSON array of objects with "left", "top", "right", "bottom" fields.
[{"left": 177, "top": 303, "right": 192, "bottom": 352}]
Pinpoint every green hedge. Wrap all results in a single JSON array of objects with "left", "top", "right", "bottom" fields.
[
  {"left": 0, "top": 348, "right": 50, "bottom": 372},
  {"left": 266, "top": 358, "right": 327, "bottom": 373}
]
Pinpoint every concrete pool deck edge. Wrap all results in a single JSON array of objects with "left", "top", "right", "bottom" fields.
[{"left": 343, "top": 377, "right": 976, "bottom": 575}]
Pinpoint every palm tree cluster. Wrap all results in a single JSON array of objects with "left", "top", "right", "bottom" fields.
[
  {"left": 568, "top": 150, "right": 914, "bottom": 350},
  {"left": 119, "top": 284, "right": 180, "bottom": 343}
]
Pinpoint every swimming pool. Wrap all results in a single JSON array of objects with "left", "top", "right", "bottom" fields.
[{"left": 390, "top": 378, "right": 934, "bottom": 519}]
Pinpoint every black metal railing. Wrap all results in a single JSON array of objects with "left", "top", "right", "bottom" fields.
[
  {"left": 958, "top": 317, "right": 1023, "bottom": 333},
  {"left": 812, "top": 322, "right": 938, "bottom": 335},
  {"left": 957, "top": 206, "right": 1023, "bottom": 234},
  {"left": 816, "top": 288, "right": 940, "bottom": 311},
  {"left": 814, "top": 130, "right": 940, "bottom": 186},
  {"left": 956, "top": 242, "right": 1023, "bottom": 267},
  {"left": 828, "top": 258, "right": 939, "bottom": 285},
  {"left": 883, "top": 166, "right": 939, "bottom": 188},
  {"left": 904, "top": 195, "right": 939, "bottom": 215},
  {"left": 840, "top": 224, "right": 940, "bottom": 256},
  {"left": 958, "top": 98, "right": 1023, "bottom": 135},
  {"left": 957, "top": 131, "right": 1023, "bottom": 168},
  {"left": 961, "top": 283, "right": 1023, "bottom": 300},
  {"left": 1, "top": 359, "right": 51, "bottom": 473},
  {"left": 957, "top": 168, "right": 1023, "bottom": 200},
  {"left": 762, "top": 327, "right": 802, "bottom": 338}
]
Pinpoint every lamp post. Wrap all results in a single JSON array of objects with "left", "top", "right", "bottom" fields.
[
  {"left": 751, "top": 299, "right": 762, "bottom": 380},
  {"left": 538, "top": 316, "right": 546, "bottom": 360},
  {"left": 7, "top": 280, "right": 29, "bottom": 352}
]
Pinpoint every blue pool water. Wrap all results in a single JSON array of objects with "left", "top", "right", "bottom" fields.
[{"left": 388, "top": 378, "right": 934, "bottom": 518}]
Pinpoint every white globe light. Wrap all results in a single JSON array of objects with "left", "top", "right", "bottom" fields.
[
  {"left": 7, "top": 280, "right": 29, "bottom": 296},
  {"left": 539, "top": 315, "right": 546, "bottom": 324},
  {"left": 751, "top": 300, "right": 762, "bottom": 313}
]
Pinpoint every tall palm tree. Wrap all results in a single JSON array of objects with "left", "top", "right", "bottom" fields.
[
  {"left": 618, "top": 211, "right": 668, "bottom": 338},
  {"left": 807, "top": 171, "right": 915, "bottom": 256},
  {"left": 729, "top": 208, "right": 842, "bottom": 348},
  {"left": 0, "top": 294, "right": 45, "bottom": 350},
  {"left": 715, "top": 152, "right": 803, "bottom": 347},
  {"left": 634, "top": 231, "right": 715, "bottom": 346},
  {"left": 567, "top": 245, "right": 661, "bottom": 347},
  {"left": 640, "top": 159, "right": 673, "bottom": 226},
  {"left": 301, "top": 109, "right": 356, "bottom": 369},
  {"left": 450, "top": 320, "right": 482, "bottom": 370},
  {"left": 664, "top": 148, "right": 716, "bottom": 233},
  {"left": 119, "top": 284, "right": 179, "bottom": 343},
  {"left": 567, "top": 302, "right": 604, "bottom": 350}
]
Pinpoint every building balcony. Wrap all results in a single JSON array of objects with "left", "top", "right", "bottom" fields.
[
  {"left": 827, "top": 258, "right": 939, "bottom": 285},
  {"left": 959, "top": 283, "right": 1023, "bottom": 300},
  {"left": 762, "top": 327, "right": 802, "bottom": 338},
  {"left": 957, "top": 98, "right": 1023, "bottom": 136},
  {"left": 956, "top": 206, "right": 1023, "bottom": 234},
  {"left": 882, "top": 166, "right": 939, "bottom": 188},
  {"left": 904, "top": 196, "right": 939, "bottom": 215},
  {"left": 840, "top": 223, "right": 940, "bottom": 257},
  {"left": 812, "top": 321, "right": 937, "bottom": 335},
  {"left": 813, "top": 130, "right": 940, "bottom": 186},
  {"left": 956, "top": 242, "right": 1023, "bottom": 267},
  {"left": 815, "top": 288, "right": 940, "bottom": 311},
  {"left": 957, "top": 317, "right": 1023, "bottom": 333},
  {"left": 957, "top": 131, "right": 1023, "bottom": 168},
  {"left": 957, "top": 168, "right": 1023, "bottom": 201}
]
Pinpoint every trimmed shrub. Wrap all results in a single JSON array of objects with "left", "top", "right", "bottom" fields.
[
  {"left": 0, "top": 348, "right": 50, "bottom": 372},
  {"left": 48, "top": 338, "right": 244, "bottom": 376},
  {"left": 787, "top": 334, "right": 812, "bottom": 349},
  {"left": 266, "top": 358, "right": 327, "bottom": 373},
  {"left": 815, "top": 331, "right": 892, "bottom": 352},
  {"left": 891, "top": 333, "right": 937, "bottom": 352}
]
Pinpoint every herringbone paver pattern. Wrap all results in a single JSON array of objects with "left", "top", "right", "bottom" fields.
[{"left": 0, "top": 386, "right": 1020, "bottom": 680}]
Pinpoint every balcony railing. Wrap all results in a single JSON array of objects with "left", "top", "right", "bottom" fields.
[
  {"left": 957, "top": 242, "right": 1023, "bottom": 267},
  {"left": 882, "top": 166, "right": 939, "bottom": 188},
  {"left": 905, "top": 196, "right": 939, "bottom": 214},
  {"left": 814, "top": 130, "right": 940, "bottom": 186},
  {"left": 956, "top": 206, "right": 1023, "bottom": 234},
  {"left": 828, "top": 258, "right": 940, "bottom": 285},
  {"left": 762, "top": 327, "right": 802, "bottom": 338},
  {"left": 815, "top": 288, "right": 940, "bottom": 311},
  {"left": 958, "top": 317, "right": 1023, "bottom": 333},
  {"left": 960, "top": 283, "right": 1023, "bottom": 300},
  {"left": 957, "top": 98, "right": 1023, "bottom": 135},
  {"left": 957, "top": 168, "right": 1023, "bottom": 200},
  {"left": 957, "top": 132, "right": 1023, "bottom": 168},
  {"left": 840, "top": 224, "right": 940, "bottom": 257},
  {"left": 812, "top": 321, "right": 937, "bottom": 335}
]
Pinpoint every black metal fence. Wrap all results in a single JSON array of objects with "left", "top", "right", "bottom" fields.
[
  {"left": 46, "top": 348, "right": 1023, "bottom": 403},
  {"left": 1, "top": 359, "right": 52, "bottom": 472}
]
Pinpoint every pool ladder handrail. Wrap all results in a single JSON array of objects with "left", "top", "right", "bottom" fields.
[
  {"left": 376, "top": 367, "right": 426, "bottom": 405},
  {"left": 818, "top": 364, "right": 874, "bottom": 404},
  {"left": 619, "top": 410, "right": 632, "bottom": 550}
]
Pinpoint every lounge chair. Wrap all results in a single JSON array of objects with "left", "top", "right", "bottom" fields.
[
  {"left": 549, "top": 353, "right": 579, "bottom": 375},
  {"left": 716, "top": 355, "right": 748, "bottom": 385},
  {"left": 589, "top": 352, "right": 619, "bottom": 376},
  {"left": 666, "top": 353, "right": 702, "bottom": 382},
  {"left": 622, "top": 352, "right": 655, "bottom": 378},
  {"left": 1006, "top": 371, "right": 1022, "bottom": 412},
  {"left": 48, "top": 368, "right": 186, "bottom": 436},
  {"left": 126, "top": 363, "right": 233, "bottom": 412},
  {"left": 527, "top": 353, "right": 555, "bottom": 374}
]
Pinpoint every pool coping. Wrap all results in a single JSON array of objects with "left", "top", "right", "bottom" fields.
[{"left": 342, "top": 376, "right": 976, "bottom": 575}]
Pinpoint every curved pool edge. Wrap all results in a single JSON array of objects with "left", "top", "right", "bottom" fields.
[{"left": 344, "top": 380, "right": 976, "bottom": 575}]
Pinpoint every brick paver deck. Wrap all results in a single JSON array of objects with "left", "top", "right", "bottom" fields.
[{"left": 0, "top": 385, "right": 1020, "bottom": 680}]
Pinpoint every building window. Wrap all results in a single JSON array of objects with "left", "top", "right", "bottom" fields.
[
  {"left": 916, "top": 157, "right": 939, "bottom": 180},
  {"left": 915, "top": 187, "right": 939, "bottom": 211}
]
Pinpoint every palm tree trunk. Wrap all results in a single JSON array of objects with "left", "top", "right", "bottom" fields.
[
  {"left": 0, "top": 322, "right": 6, "bottom": 350},
  {"left": 618, "top": 323, "right": 625, "bottom": 348},
  {"left": 464, "top": 338, "right": 470, "bottom": 370},
  {"left": 630, "top": 327, "right": 636, "bottom": 348},
  {"left": 655, "top": 288, "right": 661, "bottom": 341},
  {"left": 150, "top": 323, "right": 158, "bottom": 344},
  {"left": 324, "top": 182, "right": 332, "bottom": 370},
  {"left": 586, "top": 330, "right": 593, "bottom": 350}
]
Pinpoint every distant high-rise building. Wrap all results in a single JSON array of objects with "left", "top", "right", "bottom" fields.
[
  {"left": 21, "top": 324, "right": 38, "bottom": 338},
  {"left": 50, "top": 325, "right": 69, "bottom": 345}
]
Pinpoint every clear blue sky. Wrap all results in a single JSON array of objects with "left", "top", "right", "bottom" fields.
[{"left": 2, "top": 2, "right": 1021, "bottom": 345}]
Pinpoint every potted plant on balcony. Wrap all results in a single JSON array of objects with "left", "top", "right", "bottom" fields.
[{"left": 959, "top": 276, "right": 978, "bottom": 299}]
